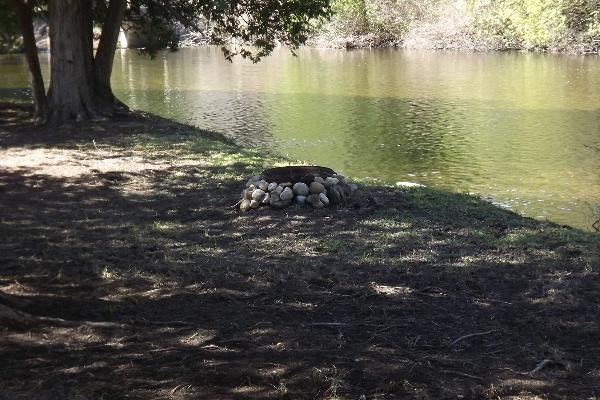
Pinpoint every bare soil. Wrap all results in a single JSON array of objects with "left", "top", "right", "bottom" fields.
[{"left": 1, "top": 104, "right": 599, "bottom": 399}]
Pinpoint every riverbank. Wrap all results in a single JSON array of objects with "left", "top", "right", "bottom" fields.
[
  {"left": 1, "top": 104, "right": 599, "bottom": 399},
  {"left": 309, "top": 0, "right": 600, "bottom": 54}
]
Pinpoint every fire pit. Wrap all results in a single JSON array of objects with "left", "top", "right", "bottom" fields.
[
  {"left": 262, "top": 166, "right": 336, "bottom": 185},
  {"left": 238, "top": 166, "right": 357, "bottom": 212}
]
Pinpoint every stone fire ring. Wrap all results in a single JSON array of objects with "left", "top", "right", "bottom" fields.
[{"left": 238, "top": 165, "right": 357, "bottom": 212}]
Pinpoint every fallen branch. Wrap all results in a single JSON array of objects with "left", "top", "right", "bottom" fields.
[
  {"left": 529, "top": 359, "right": 555, "bottom": 376},
  {"left": 304, "top": 322, "right": 352, "bottom": 327},
  {"left": 135, "top": 318, "right": 197, "bottom": 327},
  {"left": 503, "top": 358, "right": 564, "bottom": 377},
  {"left": 451, "top": 330, "right": 498, "bottom": 346},
  {"left": 0, "top": 303, "right": 128, "bottom": 329},
  {"left": 441, "top": 369, "right": 483, "bottom": 381}
]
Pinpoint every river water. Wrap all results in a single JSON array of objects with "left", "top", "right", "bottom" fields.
[{"left": 1, "top": 47, "right": 599, "bottom": 231}]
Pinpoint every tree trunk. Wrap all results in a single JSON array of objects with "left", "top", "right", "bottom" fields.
[
  {"left": 46, "top": 0, "right": 102, "bottom": 124},
  {"left": 11, "top": 0, "right": 47, "bottom": 121},
  {"left": 94, "top": 0, "right": 127, "bottom": 110}
]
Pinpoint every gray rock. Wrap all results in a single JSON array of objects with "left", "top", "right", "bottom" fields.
[
  {"left": 319, "top": 192, "right": 330, "bottom": 206},
  {"left": 280, "top": 187, "right": 294, "bottom": 201},
  {"left": 336, "top": 174, "right": 347, "bottom": 183},
  {"left": 275, "top": 185, "right": 284, "bottom": 195},
  {"left": 280, "top": 182, "right": 292, "bottom": 187},
  {"left": 309, "top": 181, "right": 326, "bottom": 194},
  {"left": 350, "top": 184, "right": 358, "bottom": 194},
  {"left": 252, "top": 189, "right": 266, "bottom": 201},
  {"left": 250, "top": 199, "right": 260, "bottom": 209},
  {"left": 246, "top": 176, "right": 261, "bottom": 187},
  {"left": 313, "top": 201, "right": 325, "bottom": 209},
  {"left": 307, "top": 194, "right": 324, "bottom": 208},
  {"left": 244, "top": 189, "right": 254, "bottom": 200},
  {"left": 248, "top": 184, "right": 257, "bottom": 192},
  {"left": 267, "top": 182, "right": 278, "bottom": 191},
  {"left": 330, "top": 177, "right": 339, "bottom": 185},
  {"left": 240, "top": 199, "right": 252, "bottom": 212},
  {"left": 296, "top": 195, "right": 307, "bottom": 204},
  {"left": 314, "top": 176, "right": 325, "bottom": 184},
  {"left": 327, "top": 186, "right": 342, "bottom": 205},
  {"left": 258, "top": 180, "right": 269, "bottom": 191},
  {"left": 395, "top": 181, "right": 425, "bottom": 188},
  {"left": 292, "top": 182, "right": 309, "bottom": 196},
  {"left": 262, "top": 192, "right": 270, "bottom": 204}
]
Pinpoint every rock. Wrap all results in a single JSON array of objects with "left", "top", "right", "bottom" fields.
[
  {"left": 270, "top": 192, "right": 281, "bottom": 203},
  {"left": 275, "top": 186, "right": 284, "bottom": 195},
  {"left": 248, "top": 184, "right": 257, "bottom": 192},
  {"left": 244, "top": 189, "right": 254, "bottom": 200},
  {"left": 262, "top": 192, "right": 270, "bottom": 204},
  {"left": 250, "top": 199, "right": 260, "bottom": 209},
  {"left": 258, "top": 180, "right": 269, "bottom": 191},
  {"left": 319, "top": 192, "right": 330, "bottom": 206},
  {"left": 330, "top": 177, "right": 339, "bottom": 185},
  {"left": 280, "top": 187, "right": 294, "bottom": 201},
  {"left": 252, "top": 189, "right": 266, "bottom": 201},
  {"left": 395, "top": 181, "right": 425, "bottom": 188},
  {"left": 349, "top": 183, "right": 358, "bottom": 194},
  {"left": 267, "top": 182, "right": 278, "bottom": 191},
  {"left": 280, "top": 182, "right": 292, "bottom": 187},
  {"left": 314, "top": 176, "right": 325, "bottom": 184},
  {"left": 292, "top": 182, "right": 309, "bottom": 196},
  {"left": 336, "top": 174, "right": 347, "bottom": 183},
  {"left": 327, "top": 186, "right": 342, "bottom": 205},
  {"left": 246, "top": 177, "right": 261, "bottom": 187},
  {"left": 240, "top": 199, "right": 252, "bottom": 212},
  {"left": 324, "top": 177, "right": 334, "bottom": 188},
  {"left": 309, "top": 181, "right": 326, "bottom": 194},
  {"left": 296, "top": 195, "right": 307, "bottom": 204},
  {"left": 307, "top": 194, "right": 324, "bottom": 208}
]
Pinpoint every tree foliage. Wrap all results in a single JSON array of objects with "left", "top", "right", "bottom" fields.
[
  {"left": 0, "top": 0, "right": 332, "bottom": 123},
  {"left": 121, "top": 0, "right": 332, "bottom": 61},
  {"left": 0, "top": 0, "right": 24, "bottom": 53}
]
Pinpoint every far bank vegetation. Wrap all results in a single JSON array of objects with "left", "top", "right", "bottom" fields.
[{"left": 313, "top": 0, "right": 600, "bottom": 53}]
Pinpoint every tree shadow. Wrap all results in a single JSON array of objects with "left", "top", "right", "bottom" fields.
[{"left": 1, "top": 117, "right": 599, "bottom": 399}]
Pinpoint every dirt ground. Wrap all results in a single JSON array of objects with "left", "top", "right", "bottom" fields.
[{"left": 1, "top": 104, "right": 599, "bottom": 399}]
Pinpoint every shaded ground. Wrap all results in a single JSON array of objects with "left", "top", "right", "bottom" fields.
[{"left": 1, "top": 104, "right": 599, "bottom": 399}]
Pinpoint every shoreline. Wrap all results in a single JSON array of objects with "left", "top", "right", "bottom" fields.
[{"left": 3, "top": 33, "right": 600, "bottom": 57}]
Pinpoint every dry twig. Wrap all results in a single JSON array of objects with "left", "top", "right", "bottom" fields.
[
  {"left": 451, "top": 330, "right": 498, "bottom": 346},
  {"left": 529, "top": 359, "right": 554, "bottom": 376},
  {"left": 441, "top": 369, "right": 483, "bottom": 381}
]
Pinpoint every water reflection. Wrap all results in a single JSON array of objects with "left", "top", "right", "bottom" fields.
[{"left": 1, "top": 47, "right": 599, "bottom": 230}]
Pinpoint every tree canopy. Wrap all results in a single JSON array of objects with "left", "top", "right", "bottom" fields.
[{"left": 1, "top": 0, "right": 332, "bottom": 124}]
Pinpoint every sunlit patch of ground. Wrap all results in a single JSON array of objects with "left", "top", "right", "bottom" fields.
[{"left": 1, "top": 104, "right": 599, "bottom": 399}]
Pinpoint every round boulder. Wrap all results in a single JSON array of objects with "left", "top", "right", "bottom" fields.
[
  {"left": 280, "top": 187, "right": 294, "bottom": 201},
  {"left": 240, "top": 199, "right": 252, "bottom": 212},
  {"left": 309, "top": 181, "right": 326, "bottom": 194},
  {"left": 293, "top": 182, "right": 309, "bottom": 196},
  {"left": 258, "top": 180, "right": 269, "bottom": 191},
  {"left": 252, "top": 189, "right": 266, "bottom": 201}
]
